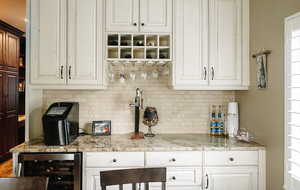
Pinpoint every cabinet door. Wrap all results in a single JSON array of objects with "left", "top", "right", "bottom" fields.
[
  {"left": 68, "top": 0, "right": 104, "bottom": 86},
  {"left": 5, "top": 33, "right": 19, "bottom": 72},
  {"left": 0, "top": 71, "right": 5, "bottom": 120},
  {"left": 140, "top": 0, "right": 172, "bottom": 33},
  {"left": 30, "top": 0, "right": 67, "bottom": 85},
  {"left": 5, "top": 72, "right": 18, "bottom": 116},
  {"left": 2, "top": 72, "right": 18, "bottom": 155},
  {"left": 106, "top": 0, "right": 139, "bottom": 32},
  {"left": 3, "top": 115, "right": 18, "bottom": 154},
  {"left": 0, "top": 71, "right": 5, "bottom": 155},
  {"left": 173, "top": 0, "right": 209, "bottom": 90},
  {"left": 204, "top": 167, "right": 258, "bottom": 190},
  {"left": 0, "top": 29, "right": 5, "bottom": 67},
  {"left": 209, "top": 0, "right": 243, "bottom": 87}
]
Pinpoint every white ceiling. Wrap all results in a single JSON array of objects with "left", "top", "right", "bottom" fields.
[{"left": 0, "top": 0, "right": 26, "bottom": 32}]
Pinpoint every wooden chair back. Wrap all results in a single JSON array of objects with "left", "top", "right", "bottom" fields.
[
  {"left": 100, "top": 168, "right": 166, "bottom": 190},
  {"left": 0, "top": 177, "right": 48, "bottom": 190}
]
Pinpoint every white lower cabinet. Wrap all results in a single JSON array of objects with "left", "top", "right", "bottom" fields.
[
  {"left": 84, "top": 151, "right": 264, "bottom": 190},
  {"left": 204, "top": 167, "right": 258, "bottom": 190}
]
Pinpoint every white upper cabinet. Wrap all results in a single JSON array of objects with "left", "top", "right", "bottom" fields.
[
  {"left": 173, "top": 0, "right": 209, "bottom": 89},
  {"left": 30, "top": 0, "right": 67, "bottom": 85},
  {"left": 140, "top": 0, "right": 172, "bottom": 33},
  {"left": 106, "top": 0, "right": 139, "bottom": 32},
  {"left": 172, "top": 0, "right": 249, "bottom": 90},
  {"left": 68, "top": 0, "right": 103, "bottom": 86},
  {"left": 30, "top": 0, "right": 105, "bottom": 89},
  {"left": 209, "top": 0, "right": 247, "bottom": 88},
  {"left": 106, "top": 0, "right": 172, "bottom": 33}
]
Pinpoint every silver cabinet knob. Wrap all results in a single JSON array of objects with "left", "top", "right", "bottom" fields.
[
  {"left": 203, "top": 66, "right": 207, "bottom": 80},
  {"left": 211, "top": 66, "right": 215, "bottom": 80},
  {"left": 172, "top": 176, "right": 176, "bottom": 180},
  {"left": 60, "top": 66, "right": 64, "bottom": 79},
  {"left": 171, "top": 158, "right": 176, "bottom": 162},
  {"left": 229, "top": 157, "right": 234, "bottom": 162},
  {"left": 112, "top": 158, "right": 117, "bottom": 163}
]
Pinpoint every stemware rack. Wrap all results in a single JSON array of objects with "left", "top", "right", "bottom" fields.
[{"left": 107, "top": 33, "right": 172, "bottom": 61}]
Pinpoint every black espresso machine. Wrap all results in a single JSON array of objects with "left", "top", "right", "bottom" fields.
[{"left": 43, "top": 102, "right": 79, "bottom": 146}]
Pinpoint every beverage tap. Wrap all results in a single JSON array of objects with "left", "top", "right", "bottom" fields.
[{"left": 129, "top": 88, "right": 144, "bottom": 139}]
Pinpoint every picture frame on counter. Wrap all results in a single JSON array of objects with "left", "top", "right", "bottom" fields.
[{"left": 92, "top": 121, "right": 111, "bottom": 136}]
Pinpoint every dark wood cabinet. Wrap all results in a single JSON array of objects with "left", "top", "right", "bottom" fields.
[
  {"left": 0, "top": 21, "right": 22, "bottom": 162},
  {"left": 0, "top": 71, "right": 18, "bottom": 161},
  {"left": 0, "top": 29, "right": 5, "bottom": 68},
  {"left": 0, "top": 71, "right": 5, "bottom": 156},
  {"left": 6, "top": 72, "right": 18, "bottom": 115},
  {"left": 6, "top": 33, "right": 19, "bottom": 72},
  {"left": 0, "top": 71, "right": 4, "bottom": 119}
]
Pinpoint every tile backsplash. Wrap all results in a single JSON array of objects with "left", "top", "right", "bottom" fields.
[{"left": 43, "top": 79, "right": 235, "bottom": 134}]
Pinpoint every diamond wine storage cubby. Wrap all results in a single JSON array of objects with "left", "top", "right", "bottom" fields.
[{"left": 107, "top": 34, "right": 171, "bottom": 61}]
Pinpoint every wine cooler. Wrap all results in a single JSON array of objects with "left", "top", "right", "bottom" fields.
[{"left": 18, "top": 153, "right": 82, "bottom": 190}]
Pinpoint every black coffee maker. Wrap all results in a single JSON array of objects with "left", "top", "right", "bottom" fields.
[{"left": 42, "top": 102, "right": 79, "bottom": 146}]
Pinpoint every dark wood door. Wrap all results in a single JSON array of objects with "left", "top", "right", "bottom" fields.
[
  {"left": 0, "top": 71, "right": 5, "bottom": 119},
  {"left": 5, "top": 72, "right": 18, "bottom": 153},
  {"left": 6, "top": 72, "right": 18, "bottom": 116},
  {"left": 5, "top": 33, "right": 19, "bottom": 72},
  {"left": 1, "top": 72, "right": 18, "bottom": 158},
  {"left": 0, "top": 29, "right": 5, "bottom": 69},
  {"left": 4, "top": 115, "right": 18, "bottom": 153},
  {"left": 0, "top": 71, "right": 5, "bottom": 155}
]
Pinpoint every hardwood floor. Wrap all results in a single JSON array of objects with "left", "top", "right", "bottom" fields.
[{"left": 0, "top": 160, "right": 13, "bottom": 177}]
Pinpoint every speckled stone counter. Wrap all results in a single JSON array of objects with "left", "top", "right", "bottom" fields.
[{"left": 10, "top": 134, "right": 265, "bottom": 153}]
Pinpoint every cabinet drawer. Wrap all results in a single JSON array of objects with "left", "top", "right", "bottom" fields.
[
  {"left": 166, "top": 167, "right": 202, "bottom": 186},
  {"left": 145, "top": 152, "right": 202, "bottom": 167},
  {"left": 85, "top": 152, "right": 144, "bottom": 168},
  {"left": 205, "top": 151, "right": 258, "bottom": 166}
]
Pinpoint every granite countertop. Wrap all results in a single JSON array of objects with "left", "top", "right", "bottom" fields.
[{"left": 10, "top": 134, "right": 265, "bottom": 153}]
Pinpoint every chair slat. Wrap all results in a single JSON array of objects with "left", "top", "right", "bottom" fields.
[
  {"left": 132, "top": 183, "right": 136, "bottom": 190},
  {"left": 100, "top": 168, "right": 166, "bottom": 190},
  {"left": 145, "top": 182, "right": 149, "bottom": 190}
]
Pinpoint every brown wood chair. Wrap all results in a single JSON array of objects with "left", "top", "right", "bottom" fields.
[
  {"left": 100, "top": 168, "right": 166, "bottom": 190},
  {"left": 0, "top": 177, "right": 48, "bottom": 190}
]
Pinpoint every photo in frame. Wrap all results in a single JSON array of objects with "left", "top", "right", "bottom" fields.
[{"left": 92, "top": 121, "right": 111, "bottom": 136}]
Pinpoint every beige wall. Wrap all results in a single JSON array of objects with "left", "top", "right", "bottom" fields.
[{"left": 237, "top": 0, "right": 300, "bottom": 190}]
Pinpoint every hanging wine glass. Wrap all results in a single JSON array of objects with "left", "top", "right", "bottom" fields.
[
  {"left": 129, "top": 61, "right": 137, "bottom": 81},
  {"left": 107, "top": 62, "right": 115, "bottom": 82}
]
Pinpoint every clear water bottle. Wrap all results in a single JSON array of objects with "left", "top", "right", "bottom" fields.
[{"left": 227, "top": 102, "right": 239, "bottom": 138}]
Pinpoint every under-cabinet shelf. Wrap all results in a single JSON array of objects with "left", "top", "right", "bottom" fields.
[{"left": 106, "top": 33, "right": 172, "bottom": 61}]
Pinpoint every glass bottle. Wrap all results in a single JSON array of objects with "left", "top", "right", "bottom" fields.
[
  {"left": 210, "top": 105, "right": 217, "bottom": 136},
  {"left": 217, "top": 105, "right": 225, "bottom": 136}
]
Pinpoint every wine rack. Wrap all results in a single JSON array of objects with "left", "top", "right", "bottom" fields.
[{"left": 107, "top": 33, "right": 172, "bottom": 61}]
